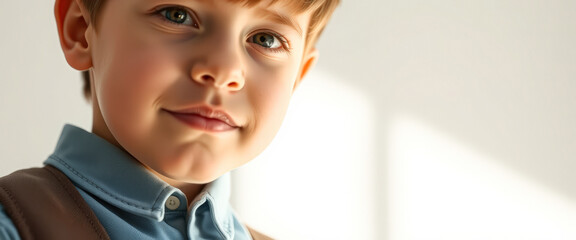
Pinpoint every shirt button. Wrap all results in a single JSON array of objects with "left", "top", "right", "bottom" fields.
[{"left": 166, "top": 195, "right": 181, "bottom": 210}]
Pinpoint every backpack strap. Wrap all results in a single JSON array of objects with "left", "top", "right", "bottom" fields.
[{"left": 0, "top": 165, "right": 110, "bottom": 240}]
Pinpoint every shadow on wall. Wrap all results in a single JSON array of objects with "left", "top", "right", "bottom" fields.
[
  {"left": 387, "top": 115, "right": 576, "bottom": 239},
  {"left": 317, "top": 0, "right": 576, "bottom": 239}
]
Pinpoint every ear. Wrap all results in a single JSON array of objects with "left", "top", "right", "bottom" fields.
[
  {"left": 55, "top": 0, "right": 93, "bottom": 71},
  {"left": 293, "top": 47, "right": 319, "bottom": 91}
]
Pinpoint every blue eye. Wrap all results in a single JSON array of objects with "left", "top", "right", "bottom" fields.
[
  {"left": 159, "top": 7, "right": 199, "bottom": 28},
  {"left": 250, "top": 33, "right": 283, "bottom": 49}
]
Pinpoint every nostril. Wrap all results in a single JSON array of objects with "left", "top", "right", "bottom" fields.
[
  {"left": 201, "top": 75, "right": 214, "bottom": 82},
  {"left": 227, "top": 82, "right": 239, "bottom": 89}
]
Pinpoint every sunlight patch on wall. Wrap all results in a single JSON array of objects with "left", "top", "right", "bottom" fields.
[
  {"left": 232, "top": 70, "right": 377, "bottom": 240},
  {"left": 388, "top": 115, "right": 576, "bottom": 240}
]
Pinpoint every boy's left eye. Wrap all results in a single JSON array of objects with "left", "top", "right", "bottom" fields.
[
  {"left": 248, "top": 32, "right": 287, "bottom": 51},
  {"left": 158, "top": 7, "right": 199, "bottom": 28}
]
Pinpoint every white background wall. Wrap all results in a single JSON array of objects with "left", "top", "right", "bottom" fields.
[{"left": 2, "top": 0, "right": 576, "bottom": 239}]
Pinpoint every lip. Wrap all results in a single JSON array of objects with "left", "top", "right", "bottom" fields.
[{"left": 164, "top": 106, "right": 240, "bottom": 132}]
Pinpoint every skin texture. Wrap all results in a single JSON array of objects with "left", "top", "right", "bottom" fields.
[{"left": 55, "top": 0, "right": 317, "bottom": 202}]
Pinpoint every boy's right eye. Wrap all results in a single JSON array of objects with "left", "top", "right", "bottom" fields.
[{"left": 157, "top": 7, "right": 199, "bottom": 29}]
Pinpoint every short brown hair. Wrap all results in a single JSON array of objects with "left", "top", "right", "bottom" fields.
[{"left": 80, "top": 0, "right": 340, "bottom": 99}]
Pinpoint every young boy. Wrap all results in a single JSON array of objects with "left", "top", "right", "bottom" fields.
[{"left": 0, "top": 0, "right": 338, "bottom": 239}]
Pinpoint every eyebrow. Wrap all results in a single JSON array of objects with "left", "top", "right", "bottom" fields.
[{"left": 255, "top": 8, "right": 303, "bottom": 37}]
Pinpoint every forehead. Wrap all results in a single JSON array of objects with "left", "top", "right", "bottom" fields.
[{"left": 227, "top": 0, "right": 317, "bottom": 14}]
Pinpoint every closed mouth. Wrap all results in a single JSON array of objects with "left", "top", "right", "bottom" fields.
[{"left": 163, "top": 106, "right": 240, "bottom": 132}]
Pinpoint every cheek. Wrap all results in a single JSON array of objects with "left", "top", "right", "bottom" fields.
[
  {"left": 257, "top": 84, "right": 292, "bottom": 129},
  {"left": 93, "top": 31, "right": 181, "bottom": 142},
  {"left": 237, "top": 64, "right": 300, "bottom": 158}
]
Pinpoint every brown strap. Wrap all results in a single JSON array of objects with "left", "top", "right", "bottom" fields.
[
  {"left": 247, "top": 225, "right": 274, "bottom": 240},
  {"left": 0, "top": 166, "right": 110, "bottom": 240}
]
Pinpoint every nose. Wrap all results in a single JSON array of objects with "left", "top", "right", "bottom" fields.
[{"left": 190, "top": 42, "right": 246, "bottom": 92}]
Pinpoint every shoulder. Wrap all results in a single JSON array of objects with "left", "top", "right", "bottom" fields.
[{"left": 0, "top": 203, "right": 21, "bottom": 240}]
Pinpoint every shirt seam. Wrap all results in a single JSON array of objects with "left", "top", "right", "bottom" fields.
[{"left": 49, "top": 155, "right": 163, "bottom": 213}]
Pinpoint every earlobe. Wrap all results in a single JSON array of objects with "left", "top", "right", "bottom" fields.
[
  {"left": 55, "top": 0, "right": 93, "bottom": 71},
  {"left": 293, "top": 47, "right": 319, "bottom": 91}
]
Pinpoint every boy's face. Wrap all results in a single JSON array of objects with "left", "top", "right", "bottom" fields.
[{"left": 74, "top": 0, "right": 316, "bottom": 183}]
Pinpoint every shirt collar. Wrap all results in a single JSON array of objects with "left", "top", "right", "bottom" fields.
[
  {"left": 44, "top": 124, "right": 233, "bottom": 236},
  {"left": 191, "top": 173, "right": 234, "bottom": 237}
]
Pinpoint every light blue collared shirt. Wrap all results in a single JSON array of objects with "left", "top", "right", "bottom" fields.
[{"left": 0, "top": 124, "right": 252, "bottom": 240}]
